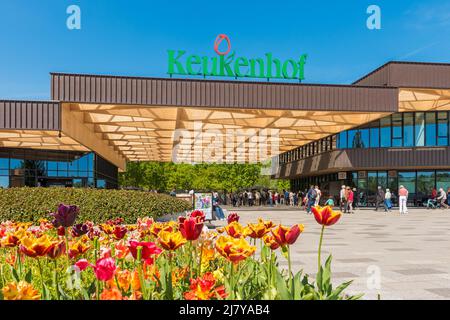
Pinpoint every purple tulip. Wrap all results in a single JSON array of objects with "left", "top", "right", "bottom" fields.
[
  {"left": 71, "top": 223, "right": 90, "bottom": 237},
  {"left": 50, "top": 204, "right": 79, "bottom": 228}
]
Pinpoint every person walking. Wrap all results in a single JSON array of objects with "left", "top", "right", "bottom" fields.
[
  {"left": 314, "top": 185, "right": 321, "bottom": 206},
  {"left": 398, "top": 185, "right": 409, "bottom": 214},
  {"left": 306, "top": 185, "right": 317, "bottom": 214},
  {"left": 339, "top": 185, "right": 347, "bottom": 213},
  {"left": 375, "top": 186, "right": 387, "bottom": 212},
  {"left": 212, "top": 192, "right": 225, "bottom": 220},
  {"left": 385, "top": 188, "right": 392, "bottom": 212},
  {"left": 437, "top": 188, "right": 449, "bottom": 209},
  {"left": 346, "top": 187, "right": 354, "bottom": 213}
]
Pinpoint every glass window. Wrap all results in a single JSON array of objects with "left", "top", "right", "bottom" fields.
[
  {"left": 47, "top": 161, "right": 58, "bottom": 171},
  {"left": 380, "top": 117, "right": 391, "bottom": 147},
  {"left": 415, "top": 112, "right": 425, "bottom": 146},
  {"left": 370, "top": 127, "right": 380, "bottom": 148},
  {"left": 416, "top": 171, "right": 435, "bottom": 203},
  {"left": 392, "top": 114, "right": 402, "bottom": 147},
  {"left": 398, "top": 171, "right": 416, "bottom": 199},
  {"left": 0, "top": 158, "right": 8, "bottom": 169},
  {"left": 437, "top": 112, "right": 448, "bottom": 146},
  {"left": 337, "top": 131, "right": 347, "bottom": 149},
  {"left": 348, "top": 130, "right": 356, "bottom": 148},
  {"left": 436, "top": 171, "right": 450, "bottom": 192},
  {"left": 0, "top": 176, "right": 8, "bottom": 188},
  {"left": 403, "top": 113, "right": 414, "bottom": 147},
  {"left": 357, "top": 179, "right": 367, "bottom": 206},
  {"left": 367, "top": 172, "right": 378, "bottom": 204},
  {"left": 359, "top": 129, "right": 369, "bottom": 148},
  {"left": 377, "top": 171, "right": 387, "bottom": 189},
  {"left": 10, "top": 159, "right": 23, "bottom": 170},
  {"left": 425, "top": 113, "right": 437, "bottom": 146},
  {"left": 96, "top": 179, "right": 106, "bottom": 189},
  {"left": 72, "top": 179, "right": 84, "bottom": 188}
]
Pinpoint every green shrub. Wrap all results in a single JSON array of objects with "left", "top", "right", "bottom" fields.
[{"left": 0, "top": 187, "right": 192, "bottom": 224}]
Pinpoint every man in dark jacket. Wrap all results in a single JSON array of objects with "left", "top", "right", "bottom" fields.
[{"left": 375, "top": 186, "right": 387, "bottom": 211}]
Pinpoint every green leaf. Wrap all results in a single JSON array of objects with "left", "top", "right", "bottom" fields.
[
  {"left": 328, "top": 280, "right": 353, "bottom": 300},
  {"left": 11, "top": 267, "right": 19, "bottom": 282},
  {"left": 25, "top": 269, "right": 32, "bottom": 283},
  {"left": 275, "top": 270, "right": 291, "bottom": 300}
]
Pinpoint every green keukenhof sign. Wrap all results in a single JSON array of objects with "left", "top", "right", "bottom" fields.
[{"left": 167, "top": 35, "right": 307, "bottom": 81}]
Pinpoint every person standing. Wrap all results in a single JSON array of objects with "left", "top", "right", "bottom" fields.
[
  {"left": 437, "top": 188, "right": 449, "bottom": 209},
  {"left": 314, "top": 185, "right": 321, "bottom": 206},
  {"left": 339, "top": 185, "right": 347, "bottom": 213},
  {"left": 268, "top": 190, "right": 273, "bottom": 206},
  {"left": 375, "top": 186, "right": 387, "bottom": 211},
  {"left": 398, "top": 185, "right": 409, "bottom": 214},
  {"left": 353, "top": 188, "right": 359, "bottom": 209},
  {"left": 385, "top": 188, "right": 392, "bottom": 212},
  {"left": 447, "top": 187, "right": 450, "bottom": 207},
  {"left": 347, "top": 187, "right": 354, "bottom": 213},
  {"left": 212, "top": 192, "right": 225, "bottom": 220}
]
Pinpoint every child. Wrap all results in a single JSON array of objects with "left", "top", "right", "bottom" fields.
[{"left": 324, "top": 196, "right": 335, "bottom": 207}]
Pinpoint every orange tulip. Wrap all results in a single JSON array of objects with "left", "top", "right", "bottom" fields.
[
  {"left": 1, "top": 281, "right": 40, "bottom": 300},
  {"left": 271, "top": 224, "right": 304, "bottom": 246},
  {"left": 114, "top": 240, "right": 130, "bottom": 260},
  {"left": 116, "top": 269, "right": 132, "bottom": 292},
  {"left": 312, "top": 206, "right": 342, "bottom": 226},
  {"left": 150, "top": 222, "right": 173, "bottom": 237},
  {"left": 245, "top": 219, "right": 269, "bottom": 239},
  {"left": 19, "top": 234, "right": 56, "bottom": 258},
  {"left": 223, "top": 221, "right": 245, "bottom": 238},
  {"left": 1, "top": 228, "right": 28, "bottom": 248},
  {"left": 158, "top": 230, "right": 187, "bottom": 251},
  {"left": 68, "top": 238, "right": 91, "bottom": 259},
  {"left": 100, "top": 287, "right": 123, "bottom": 300},
  {"left": 215, "top": 235, "right": 256, "bottom": 263},
  {"left": 263, "top": 235, "right": 280, "bottom": 250}
]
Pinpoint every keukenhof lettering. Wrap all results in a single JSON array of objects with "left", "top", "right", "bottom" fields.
[{"left": 167, "top": 49, "right": 307, "bottom": 80}]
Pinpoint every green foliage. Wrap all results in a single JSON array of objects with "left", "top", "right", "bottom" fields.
[
  {"left": 119, "top": 161, "right": 289, "bottom": 192},
  {"left": 0, "top": 187, "right": 191, "bottom": 224}
]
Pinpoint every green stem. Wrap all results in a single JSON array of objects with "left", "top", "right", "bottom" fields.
[
  {"left": 37, "top": 258, "right": 45, "bottom": 298},
  {"left": 318, "top": 225, "right": 325, "bottom": 272},
  {"left": 136, "top": 246, "right": 147, "bottom": 300},
  {"left": 16, "top": 247, "right": 22, "bottom": 278},
  {"left": 198, "top": 240, "right": 204, "bottom": 276},
  {"left": 287, "top": 245, "right": 294, "bottom": 298},
  {"left": 167, "top": 253, "right": 173, "bottom": 300},
  {"left": 53, "top": 259, "right": 60, "bottom": 300}
]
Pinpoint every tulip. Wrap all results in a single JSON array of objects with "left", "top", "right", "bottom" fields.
[
  {"left": 100, "top": 287, "right": 123, "bottom": 300},
  {"left": 312, "top": 206, "right": 342, "bottom": 227},
  {"left": 68, "top": 238, "right": 90, "bottom": 259},
  {"left": 178, "top": 216, "right": 204, "bottom": 241},
  {"left": 50, "top": 204, "right": 79, "bottom": 228},
  {"left": 114, "top": 240, "right": 130, "bottom": 260},
  {"left": 75, "top": 259, "right": 91, "bottom": 271},
  {"left": 128, "top": 240, "right": 162, "bottom": 259},
  {"left": 57, "top": 226, "right": 65, "bottom": 237},
  {"left": 150, "top": 222, "right": 173, "bottom": 237},
  {"left": 311, "top": 206, "right": 342, "bottom": 272},
  {"left": 271, "top": 224, "right": 304, "bottom": 247},
  {"left": 93, "top": 257, "right": 116, "bottom": 281},
  {"left": 1, "top": 281, "right": 40, "bottom": 300},
  {"left": 184, "top": 272, "right": 226, "bottom": 300},
  {"left": 245, "top": 219, "right": 269, "bottom": 239},
  {"left": 227, "top": 213, "right": 240, "bottom": 224},
  {"left": 223, "top": 221, "right": 246, "bottom": 238},
  {"left": 190, "top": 210, "right": 206, "bottom": 222},
  {"left": 215, "top": 235, "right": 256, "bottom": 263},
  {"left": 112, "top": 225, "right": 127, "bottom": 240},
  {"left": 263, "top": 235, "right": 280, "bottom": 250},
  {"left": 19, "top": 234, "right": 56, "bottom": 258},
  {"left": 71, "top": 223, "right": 89, "bottom": 238},
  {"left": 158, "top": 231, "right": 187, "bottom": 251},
  {"left": 47, "top": 240, "right": 66, "bottom": 259}
]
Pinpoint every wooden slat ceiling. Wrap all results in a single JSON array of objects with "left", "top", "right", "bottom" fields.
[
  {"left": 67, "top": 103, "right": 390, "bottom": 163},
  {"left": 399, "top": 88, "right": 450, "bottom": 111}
]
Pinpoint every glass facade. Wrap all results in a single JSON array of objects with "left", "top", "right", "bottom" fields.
[
  {"left": 291, "top": 170, "right": 450, "bottom": 207},
  {"left": 0, "top": 148, "right": 118, "bottom": 189},
  {"left": 279, "top": 111, "right": 450, "bottom": 165}
]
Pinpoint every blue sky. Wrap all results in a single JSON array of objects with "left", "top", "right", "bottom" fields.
[{"left": 1, "top": 0, "right": 450, "bottom": 99}]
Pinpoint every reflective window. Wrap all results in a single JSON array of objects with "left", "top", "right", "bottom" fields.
[
  {"left": 96, "top": 179, "right": 106, "bottom": 189},
  {"left": 370, "top": 127, "right": 379, "bottom": 148},
  {"left": 398, "top": 172, "right": 416, "bottom": 198},
  {"left": 0, "top": 176, "right": 8, "bottom": 188},
  {"left": 367, "top": 172, "right": 378, "bottom": 200},
  {"left": 377, "top": 171, "right": 387, "bottom": 189},
  {"left": 416, "top": 171, "right": 435, "bottom": 201},
  {"left": 436, "top": 171, "right": 450, "bottom": 192},
  {"left": 437, "top": 112, "right": 448, "bottom": 146},
  {"left": 425, "top": 113, "right": 437, "bottom": 146},
  {"left": 403, "top": 113, "right": 414, "bottom": 147},
  {"left": 0, "top": 158, "right": 8, "bottom": 169},
  {"left": 47, "top": 161, "right": 58, "bottom": 171},
  {"left": 337, "top": 131, "right": 347, "bottom": 149},
  {"left": 10, "top": 159, "right": 23, "bottom": 170},
  {"left": 392, "top": 114, "right": 402, "bottom": 147},
  {"left": 380, "top": 117, "right": 391, "bottom": 147},
  {"left": 415, "top": 112, "right": 425, "bottom": 146}
]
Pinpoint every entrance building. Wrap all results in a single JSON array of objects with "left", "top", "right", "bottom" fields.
[{"left": 1, "top": 61, "right": 450, "bottom": 203}]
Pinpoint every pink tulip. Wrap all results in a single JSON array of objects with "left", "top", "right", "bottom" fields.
[
  {"left": 75, "top": 259, "right": 91, "bottom": 271},
  {"left": 93, "top": 257, "right": 116, "bottom": 281}
]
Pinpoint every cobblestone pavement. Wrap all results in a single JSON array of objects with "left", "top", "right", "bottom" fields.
[{"left": 217, "top": 206, "right": 450, "bottom": 300}]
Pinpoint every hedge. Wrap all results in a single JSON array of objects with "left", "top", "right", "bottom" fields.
[{"left": 0, "top": 187, "right": 192, "bottom": 224}]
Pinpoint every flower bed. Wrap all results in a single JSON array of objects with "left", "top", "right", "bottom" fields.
[
  {"left": 0, "top": 204, "right": 362, "bottom": 300},
  {"left": 0, "top": 187, "right": 191, "bottom": 223}
]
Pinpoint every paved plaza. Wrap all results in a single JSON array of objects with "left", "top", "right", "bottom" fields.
[{"left": 218, "top": 206, "right": 450, "bottom": 300}]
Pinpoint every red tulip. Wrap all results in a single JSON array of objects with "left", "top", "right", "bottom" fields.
[
  {"left": 227, "top": 213, "right": 240, "bottom": 224},
  {"left": 271, "top": 224, "right": 304, "bottom": 246},
  {"left": 178, "top": 216, "right": 204, "bottom": 241},
  {"left": 128, "top": 240, "right": 162, "bottom": 260},
  {"left": 57, "top": 226, "right": 65, "bottom": 237},
  {"left": 113, "top": 225, "right": 127, "bottom": 240},
  {"left": 75, "top": 259, "right": 91, "bottom": 271},
  {"left": 312, "top": 206, "right": 342, "bottom": 227},
  {"left": 93, "top": 257, "right": 116, "bottom": 281},
  {"left": 190, "top": 210, "right": 206, "bottom": 222}
]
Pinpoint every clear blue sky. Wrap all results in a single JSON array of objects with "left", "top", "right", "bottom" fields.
[{"left": 1, "top": 0, "right": 450, "bottom": 99}]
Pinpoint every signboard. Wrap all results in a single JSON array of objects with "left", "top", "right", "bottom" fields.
[
  {"left": 168, "top": 34, "right": 307, "bottom": 81},
  {"left": 193, "top": 193, "right": 213, "bottom": 220},
  {"left": 338, "top": 172, "right": 347, "bottom": 180}
]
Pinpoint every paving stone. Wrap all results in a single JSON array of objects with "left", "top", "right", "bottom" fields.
[{"left": 393, "top": 268, "right": 446, "bottom": 275}]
